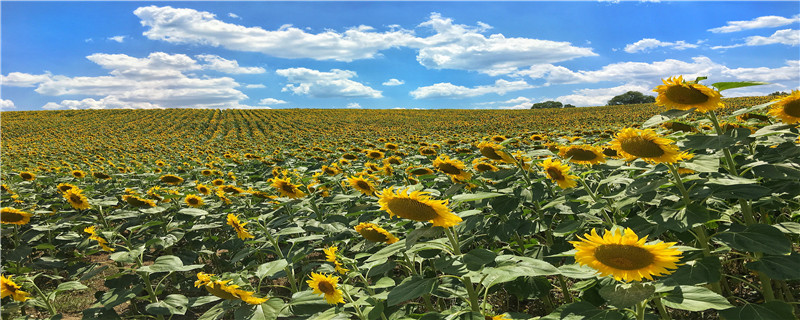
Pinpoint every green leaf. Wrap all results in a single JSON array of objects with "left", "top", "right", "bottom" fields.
[
  {"left": 288, "top": 291, "right": 329, "bottom": 315},
  {"left": 109, "top": 247, "right": 144, "bottom": 264},
  {"left": 490, "top": 195, "right": 519, "bottom": 216},
  {"left": 387, "top": 276, "right": 437, "bottom": 306},
  {"left": 541, "top": 301, "right": 627, "bottom": 320},
  {"left": 643, "top": 109, "right": 694, "bottom": 128},
  {"left": 732, "top": 100, "right": 778, "bottom": 116},
  {"left": 55, "top": 280, "right": 89, "bottom": 292},
  {"left": 558, "top": 264, "right": 599, "bottom": 279},
  {"left": 682, "top": 133, "right": 737, "bottom": 150},
  {"left": 177, "top": 208, "right": 208, "bottom": 217},
  {"left": 480, "top": 255, "right": 559, "bottom": 287},
  {"left": 715, "top": 224, "right": 792, "bottom": 255},
  {"left": 145, "top": 294, "right": 188, "bottom": 315},
  {"left": 626, "top": 175, "right": 668, "bottom": 196},
  {"left": 745, "top": 253, "right": 800, "bottom": 280},
  {"left": 462, "top": 248, "right": 497, "bottom": 271},
  {"left": 681, "top": 154, "right": 720, "bottom": 173},
  {"left": 662, "top": 256, "right": 722, "bottom": 286},
  {"left": 752, "top": 163, "right": 800, "bottom": 180},
  {"left": 95, "top": 286, "right": 142, "bottom": 310},
  {"left": 599, "top": 283, "right": 655, "bottom": 308},
  {"left": 137, "top": 255, "right": 204, "bottom": 274},
  {"left": 256, "top": 259, "right": 289, "bottom": 279},
  {"left": 252, "top": 299, "right": 286, "bottom": 320},
  {"left": 694, "top": 76, "right": 708, "bottom": 83},
  {"left": 505, "top": 276, "right": 553, "bottom": 300},
  {"left": 718, "top": 301, "right": 796, "bottom": 320},
  {"left": 451, "top": 192, "right": 504, "bottom": 203},
  {"left": 365, "top": 240, "right": 405, "bottom": 263},
  {"left": 711, "top": 81, "right": 769, "bottom": 91},
  {"left": 773, "top": 222, "right": 800, "bottom": 235},
  {"left": 662, "top": 285, "right": 733, "bottom": 311}
]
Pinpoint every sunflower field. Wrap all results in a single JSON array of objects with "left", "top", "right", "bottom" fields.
[{"left": 1, "top": 80, "right": 799, "bottom": 320}]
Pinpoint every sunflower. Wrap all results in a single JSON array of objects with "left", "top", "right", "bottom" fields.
[
  {"left": 92, "top": 171, "right": 111, "bottom": 180},
  {"left": 56, "top": 183, "right": 78, "bottom": 194},
  {"left": 472, "top": 158, "right": 499, "bottom": 173},
  {"left": 377, "top": 187, "right": 461, "bottom": 228},
  {"left": 321, "top": 164, "right": 341, "bottom": 176},
  {"left": 539, "top": 158, "right": 579, "bottom": 189},
  {"left": 211, "top": 179, "right": 225, "bottom": 186},
  {"left": 354, "top": 222, "right": 399, "bottom": 244},
  {"left": 1, "top": 275, "right": 31, "bottom": 302},
  {"left": 491, "top": 135, "right": 507, "bottom": 143},
  {"left": 419, "top": 147, "right": 437, "bottom": 156},
  {"left": 570, "top": 228, "right": 682, "bottom": 282},
  {"left": 122, "top": 195, "right": 156, "bottom": 208},
  {"left": 71, "top": 170, "right": 86, "bottom": 179},
  {"left": 384, "top": 142, "right": 398, "bottom": 150},
  {"left": 195, "top": 272, "right": 268, "bottom": 305},
  {"left": 383, "top": 156, "right": 402, "bottom": 165},
  {"left": 19, "top": 172, "right": 36, "bottom": 181},
  {"left": 365, "top": 149, "right": 385, "bottom": 160},
  {"left": 530, "top": 134, "right": 548, "bottom": 142},
  {"left": 491, "top": 314, "right": 511, "bottom": 320},
  {"left": 347, "top": 175, "right": 377, "bottom": 196},
  {"left": 227, "top": 214, "right": 254, "bottom": 240},
  {"left": 609, "top": 128, "right": 684, "bottom": 164},
  {"left": 768, "top": 90, "right": 800, "bottom": 124},
  {"left": 64, "top": 189, "right": 91, "bottom": 210},
  {"left": 84, "top": 226, "right": 115, "bottom": 252},
  {"left": 406, "top": 166, "right": 434, "bottom": 176},
  {"left": 160, "top": 174, "right": 184, "bottom": 185},
  {"left": 306, "top": 273, "right": 344, "bottom": 304},
  {"left": 201, "top": 169, "right": 213, "bottom": 176},
  {"left": 1, "top": 208, "right": 32, "bottom": 225},
  {"left": 653, "top": 75, "right": 722, "bottom": 112},
  {"left": 477, "top": 142, "right": 515, "bottom": 163},
  {"left": 185, "top": 194, "right": 204, "bottom": 208},
  {"left": 196, "top": 184, "right": 212, "bottom": 195},
  {"left": 322, "top": 246, "right": 349, "bottom": 274},
  {"left": 432, "top": 155, "right": 472, "bottom": 180},
  {"left": 270, "top": 177, "right": 306, "bottom": 199},
  {"left": 558, "top": 145, "right": 606, "bottom": 166},
  {"left": 220, "top": 185, "right": 245, "bottom": 195}
]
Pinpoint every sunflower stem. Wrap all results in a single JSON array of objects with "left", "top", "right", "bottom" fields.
[
  {"left": 341, "top": 284, "right": 368, "bottom": 320},
  {"left": 443, "top": 227, "right": 462, "bottom": 255},
  {"left": 28, "top": 277, "right": 58, "bottom": 316},
  {"left": 653, "top": 296, "right": 672, "bottom": 320},
  {"left": 578, "top": 177, "right": 613, "bottom": 227},
  {"left": 557, "top": 275, "right": 574, "bottom": 303},
  {"left": 461, "top": 276, "right": 481, "bottom": 312},
  {"left": 634, "top": 300, "right": 647, "bottom": 320},
  {"left": 754, "top": 252, "right": 776, "bottom": 302}
]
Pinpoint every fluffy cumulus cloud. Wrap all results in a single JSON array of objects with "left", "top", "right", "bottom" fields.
[
  {"left": 258, "top": 98, "right": 287, "bottom": 105},
  {"left": 195, "top": 54, "right": 266, "bottom": 74},
  {"left": 134, "top": 7, "right": 596, "bottom": 74},
  {"left": 1, "top": 99, "right": 16, "bottom": 110},
  {"left": 382, "top": 78, "right": 405, "bottom": 86},
  {"left": 477, "top": 96, "right": 534, "bottom": 109},
  {"left": 276, "top": 67, "right": 382, "bottom": 98},
  {"left": 624, "top": 38, "right": 699, "bottom": 53},
  {"left": 134, "top": 5, "right": 417, "bottom": 62},
  {"left": 708, "top": 15, "right": 800, "bottom": 33},
  {"left": 554, "top": 83, "right": 654, "bottom": 107},
  {"left": 108, "top": 35, "right": 126, "bottom": 43},
  {"left": 713, "top": 29, "right": 800, "bottom": 49},
  {"left": 11, "top": 52, "right": 259, "bottom": 109},
  {"left": 413, "top": 13, "right": 597, "bottom": 75},
  {"left": 345, "top": 102, "right": 362, "bottom": 109},
  {"left": 410, "top": 79, "right": 533, "bottom": 99},
  {"left": 1, "top": 72, "right": 52, "bottom": 87}
]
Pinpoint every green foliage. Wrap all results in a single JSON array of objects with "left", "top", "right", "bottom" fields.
[{"left": 606, "top": 91, "right": 655, "bottom": 106}]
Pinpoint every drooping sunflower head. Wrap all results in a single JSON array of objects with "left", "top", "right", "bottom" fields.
[
  {"left": 354, "top": 222, "right": 399, "bottom": 244},
  {"left": 477, "top": 142, "right": 515, "bottom": 163},
  {"left": 226, "top": 213, "right": 254, "bottom": 240},
  {"left": 558, "top": 145, "right": 606, "bottom": 166},
  {"left": 322, "top": 164, "right": 341, "bottom": 176},
  {"left": 57, "top": 183, "right": 78, "bottom": 194},
  {"left": 377, "top": 187, "right": 461, "bottom": 228},
  {"left": 571, "top": 228, "right": 683, "bottom": 282},
  {"left": 419, "top": 146, "right": 438, "bottom": 156},
  {"left": 185, "top": 194, "right": 204, "bottom": 208},
  {"left": 768, "top": 90, "right": 800, "bottom": 124},
  {"left": 19, "top": 172, "right": 36, "bottom": 181},
  {"left": 306, "top": 273, "right": 344, "bottom": 304},
  {"left": 64, "top": 189, "right": 91, "bottom": 210},
  {"left": 609, "top": 128, "right": 684, "bottom": 164},
  {"left": 220, "top": 185, "right": 245, "bottom": 195},
  {"left": 160, "top": 174, "right": 184, "bottom": 185},
  {"left": 1, "top": 207, "right": 32, "bottom": 225},
  {"left": 270, "top": 177, "right": 306, "bottom": 199},
  {"left": 432, "top": 155, "right": 472, "bottom": 181},
  {"left": 538, "top": 158, "right": 578, "bottom": 189},
  {"left": 406, "top": 166, "right": 434, "bottom": 176},
  {"left": 195, "top": 273, "right": 268, "bottom": 305},
  {"left": 472, "top": 158, "right": 499, "bottom": 173},
  {"left": 92, "top": 171, "right": 111, "bottom": 180},
  {"left": 653, "top": 75, "right": 722, "bottom": 112},
  {"left": 347, "top": 175, "right": 377, "bottom": 195},
  {"left": 122, "top": 195, "right": 156, "bottom": 208},
  {"left": 1, "top": 274, "right": 31, "bottom": 302}
]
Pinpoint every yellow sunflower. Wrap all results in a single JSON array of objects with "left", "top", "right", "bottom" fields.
[
  {"left": 354, "top": 222, "right": 399, "bottom": 244},
  {"left": 347, "top": 175, "right": 377, "bottom": 196},
  {"left": 321, "top": 164, "right": 341, "bottom": 176},
  {"left": 609, "top": 128, "right": 685, "bottom": 164},
  {"left": 185, "top": 194, "right": 204, "bottom": 208},
  {"left": 201, "top": 169, "right": 213, "bottom": 176},
  {"left": 160, "top": 174, "right": 184, "bottom": 185},
  {"left": 570, "top": 228, "right": 682, "bottom": 282},
  {"left": 653, "top": 75, "right": 722, "bottom": 112},
  {"left": 472, "top": 158, "right": 499, "bottom": 173},
  {"left": 196, "top": 184, "right": 212, "bottom": 195},
  {"left": 64, "top": 189, "right": 91, "bottom": 210},
  {"left": 56, "top": 183, "right": 78, "bottom": 194},
  {"left": 195, "top": 272, "right": 268, "bottom": 305},
  {"left": 558, "top": 145, "right": 606, "bottom": 166},
  {"left": 270, "top": 177, "right": 306, "bottom": 199},
  {"left": 322, "top": 246, "right": 349, "bottom": 274},
  {"left": 768, "top": 90, "right": 800, "bottom": 124},
  {"left": 1, "top": 207, "right": 32, "bottom": 225},
  {"left": 1, "top": 275, "right": 31, "bottom": 302},
  {"left": 306, "top": 273, "right": 344, "bottom": 304},
  {"left": 539, "top": 158, "right": 579, "bottom": 189},
  {"left": 92, "top": 171, "right": 111, "bottom": 180},
  {"left": 377, "top": 187, "right": 461, "bottom": 228},
  {"left": 477, "top": 142, "right": 515, "bottom": 163},
  {"left": 220, "top": 185, "right": 245, "bottom": 195},
  {"left": 19, "top": 172, "right": 36, "bottom": 181},
  {"left": 432, "top": 155, "right": 472, "bottom": 180},
  {"left": 84, "top": 226, "right": 115, "bottom": 252},
  {"left": 406, "top": 166, "right": 434, "bottom": 176},
  {"left": 71, "top": 170, "right": 86, "bottom": 179},
  {"left": 122, "top": 195, "right": 156, "bottom": 208},
  {"left": 227, "top": 214, "right": 254, "bottom": 240},
  {"left": 365, "top": 149, "right": 385, "bottom": 160}
]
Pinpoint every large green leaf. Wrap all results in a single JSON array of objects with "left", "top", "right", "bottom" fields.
[
  {"left": 462, "top": 248, "right": 497, "bottom": 271},
  {"left": 745, "top": 253, "right": 800, "bottom": 280},
  {"left": 541, "top": 301, "right": 627, "bottom": 320},
  {"left": 480, "top": 255, "right": 559, "bottom": 287},
  {"left": 718, "top": 301, "right": 796, "bottom": 320},
  {"left": 751, "top": 163, "right": 800, "bottom": 180},
  {"left": 661, "top": 256, "right": 721, "bottom": 286},
  {"left": 662, "top": 285, "right": 733, "bottom": 311},
  {"left": 451, "top": 192, "right": 504, "bottom": 203},
  {"left": 643, "top": 109, "right": 694, "bottom": 128},
  {"left": 715, "top": 224, "right": 792, "bottom": 255},
  {"left": 145, "top": 294, "right": 188, "bottom": 315},
  {"left": 711, "top": 81, "right": 769, "bottom": 91},
  {"left": 256, "top": 259, "right": 289, "bottom": 279},
  {"left": 387, "top": 276, "right": 437, "bottom": 306},
  {"left": 137, "top": 255, "right": 204, "bottom": 274},
  {"left": 599, "top": 283, "right": 655, "bottom": 308}
]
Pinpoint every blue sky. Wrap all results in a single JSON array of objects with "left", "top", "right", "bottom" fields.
[{"left": 1, "top": 1, "right": 798, "bottom": 111}]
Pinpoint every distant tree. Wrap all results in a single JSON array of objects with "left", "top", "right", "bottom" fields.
[
  {"left": 769, "top": 91, "right": 789, "bottom": 96},
  {"left": 606, "top": 91, "right": 656, "bottom": 106},
  {"left": 563, "top": 104, "right": 576, "bottom": 108},
  {"left": 531, "top": 101, "right": 563, "bottom": 109}
]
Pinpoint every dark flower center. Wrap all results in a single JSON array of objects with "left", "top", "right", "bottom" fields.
[
  {"left": 318, "top": 281, "right": 335, "bottom": 294},
  {"left": 784, "top": 100, "right": 800, "bottom": 117},
  {"left": 387, "top": 198, "right": 439, "bottom": 221},
  {"left": 665, "top": 85, "right": 709, "bottom": 105},
  {"left": 437, "top": 162, "right": 462, "bottom": 175},
  {"left": 620, "top": 137, "right": 665, "bottom": 158},
  {"left": 547, "top": 167, "right": 565, "bottom": 181},
  {"left": 565, "top": 148, "right": 599, "bottom": 161},
  {"left": 594, "top": 244, "right": 655, "bottom": 270}
]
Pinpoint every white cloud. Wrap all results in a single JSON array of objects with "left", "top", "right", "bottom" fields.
[
  {"left": 195, "top": 54, "right": 266, "bottom": 74},
  {"left": 228, "top": 13, "right": 240, "bottom": 19},
  {"left": 1, "top": 99, "right": 16, "bottom": 110},
  {"left": 713, "top": 29, "right": 800, "bottom": 49},
  {"left": 245, "top": 84, "right": 266, "bottom": 89},
  {"left": 413, "top": 13, "right": 597, "bottom": 75},
  {"left": 1, "top": 72, "right": 52, "bottom": 87},
  {"left": 134, "top": 5, "right": 417, "bottom": 62},
  {"left": 709, "top": 15, "right": 800, "bottom": 33},
  {"left": 258, "top": 98, "right": 287, "bottom": 105},
  {"left": 108, "top": 35, "right": 126, "bottom": 43},
  {"left": 382, "top": 78, "right": 405, "bottom": 86},
  {"left": 345, "top": 102, "right": 362, "bottom": 109},
  {"left": 624, "top": 38, "right": 699, "bottom": 53},
  {"left": 28, "top": 52, "right": 249, "bottom": 109},
  {"left": 276, "top": 67, "right": 382, "bottom": 98},
  {"left": 555, "top": 83, "right": 653, "bottom": 107},
  {"left": 410, "top": 79, "right": 533, "bottom": 99}
]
